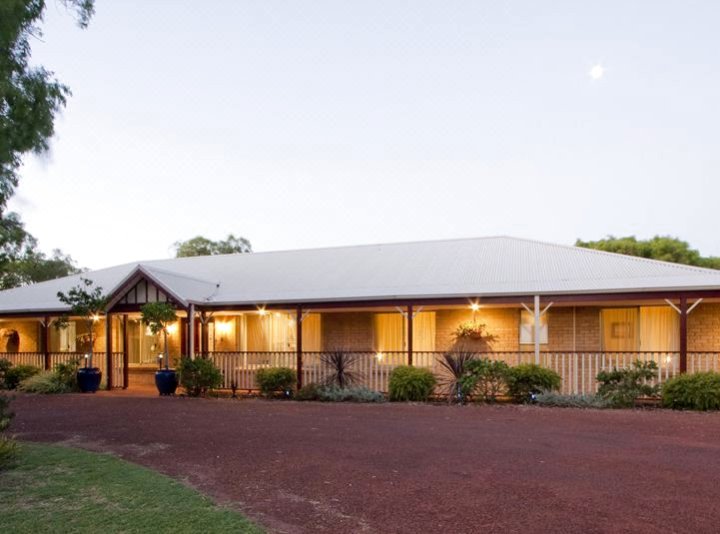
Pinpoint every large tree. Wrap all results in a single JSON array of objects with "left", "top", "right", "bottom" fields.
[
  {"left": 576, "top": 236, "right": 720, "bottom": 270},
  {"left": 0, "top": 0, "right": 93, "bottom": 288},
  {"left": 174, "top": 234, "right": 252, "bottom": 257}
]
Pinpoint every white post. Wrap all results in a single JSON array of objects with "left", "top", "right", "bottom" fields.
[
  {"left": 534, "top": 295, "right": 541, "bottom": 365},
  {"left": 188, "top": 304, "right": 195, "bottom": 359}
]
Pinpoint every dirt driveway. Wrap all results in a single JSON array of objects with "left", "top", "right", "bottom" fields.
[{"left": 10, "top": 393, "right": 720, "bottom": 533}]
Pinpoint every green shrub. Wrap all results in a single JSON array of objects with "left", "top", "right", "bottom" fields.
[
  {"left": 0, "top": 359, "right": 11, "bottom": 389},
  {"left": 53, "top": 359, "right": 81, "bottom": 392},
  {"left": 460, "top": 359, "right": 510, "bottom": 402},
  {"left": 177, "top": 357, "right": 223, "bottom": 397},
  {"left": 506, "top": 364, "right": 561, "bottom": 403},
  {"left": 596, "top": 360, "right": 659, "bottom": 408},
  {"left": 388, "top": 366, "right": 436, "bottom": 402},
  {"left": 0, "top": 394, "right": 17, "bottom": 469},
  {"left": 5, "top": 365, "right": 40, "bottom": 390},
  {"left": 19, "top": 372, "right": 72, "bottom": 394},
  {"left": 534, "top": 392, "right": 611, "bottom": 409},
  {"left": 295, "top": 383, "right": 384, "bottom": 403},
  {"left": 662, "top": 372, "right": 720, "bottom": 411},
  {"left": 256, "top": 367, "right": 296, "bottom": 398}
]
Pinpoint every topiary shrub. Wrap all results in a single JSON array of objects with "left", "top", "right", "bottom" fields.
[
  {"left": 256, "top": 367, "right": 297, "bottom": 398},
  {"left": 596, "top": 360, "right": 659, "bottom": 408},
  {"left": 177, "top": 357, "right": 223, "bottom": 397},
  {"left": 661, "top": 372, "right": 720, "bottom": 411},
  {"left": 295, "top": 383, "right": 384, "bottom": 403},
  {"left": 506, "top": 364, "right": 561, "bottom": 403},
  {"left": 388, "top": 366, "right": 437, "bottom": 402},
  {"left": 460, "top": 359, "right": 510, "bottom": 402},
  {"left": 5, "top": 365, "right": 40, "bottom": 390}
]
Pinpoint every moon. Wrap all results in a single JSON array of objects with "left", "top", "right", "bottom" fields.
[{"left": 589, "top": 64, "right": 605, "bottom": 80}]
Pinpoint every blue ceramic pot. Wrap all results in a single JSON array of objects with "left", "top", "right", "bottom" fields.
[
  {"left": 77, "top": 367, "right": 102, "bottom": 393},
  {"left": 155, "top": 369, "right": 178, "bottom": 396}
]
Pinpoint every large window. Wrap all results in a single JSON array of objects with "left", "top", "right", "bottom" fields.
[
  {"left": 519, "top": 310, "right": 548, "bottom": 345},
  {"left": 601, "top": 306, "right": 679, "bottom": 352},
  {"left": 211, "top": 312, "right": 322, "bottom": 352},
  {"left": 373, "top": 312, "right": 436, "bottom": 352}
]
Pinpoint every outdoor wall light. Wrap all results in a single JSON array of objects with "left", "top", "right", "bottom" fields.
[
  {"left": 166, "top": 323, "right": 178, "bottom": 335},
  {"left": 91, "top": 313, "right": 101, "bottom": 322},
  {"left": 215, "top": 322, "right": 232, "bottom": 335},
  {"left": 469, "top": 302, "right": 480, "bottom": 312},
  {"left": 257, "top": 308, "right": 268, "bottom": 316}
]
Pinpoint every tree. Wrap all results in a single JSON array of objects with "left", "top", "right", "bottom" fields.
[
  {"left": 174, "top": 234, "right": 252, "bottom": 257},
  {"left": 576, "top": 236, "right": 720, "bottom": 270},
  {"left": 56, "top": 278, "right": 107, "bottom": 369},
  {"left": 0, "top": 0, "right": 93, "bottom": 288},
  {"left": 141, "top": 302, "right": 177, "bottom": 370}
]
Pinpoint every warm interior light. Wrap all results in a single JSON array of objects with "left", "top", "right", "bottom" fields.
[
  {"left": 215, "top": 321, "right": 232, "bottom": 335},
  {"left": 375, "top": 352, "right": 384, "bottom": 361},
  {"left": 166, "top": 323, "right": 178, "bottom": 335},
  {"left": 257, "top": 308, "right": 268, "bottom": 316},
  {"left": 469, "top": 302, "right": 480, "bottom": 312}
]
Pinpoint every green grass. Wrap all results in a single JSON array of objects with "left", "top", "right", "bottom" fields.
[{"left": 0, "top": 442, "right": 263, "bottom": 534}]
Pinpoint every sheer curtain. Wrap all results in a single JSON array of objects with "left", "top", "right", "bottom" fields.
[
  {"left": 374, "top": 313, "right": 405, "bottom": 351},
  {"left": 413, "top": 312, "right": 436, "bottom": 351},
  {"left": 601, "top": 308, "right": 639, "bottom": 351},
  {"left": 639, "top": 307, "right": 679, "bottom": 351},
  {"left": 302, "top": 313, "right": 322, "bottom": 351}
]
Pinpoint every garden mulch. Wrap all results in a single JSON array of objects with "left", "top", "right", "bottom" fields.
[{"left": 10, "top": 393, "right": 720, "bottom": 534}]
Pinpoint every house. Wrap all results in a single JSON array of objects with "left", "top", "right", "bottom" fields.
[{"left": 0, "top": 236, "right": 719, "bottom": 393}]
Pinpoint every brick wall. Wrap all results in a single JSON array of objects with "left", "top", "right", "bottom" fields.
[
  {"left": 688, "top": 303, "right": 720, "bottom": 351},
  {"left": 435, "top": 309, "right": 519, "bottom": 351},
  {"left": 545, "top": 307, "right": 601, "bottom": 352},
  {"left": 321, "top": 312, "right": 374, "bottom": 351}
]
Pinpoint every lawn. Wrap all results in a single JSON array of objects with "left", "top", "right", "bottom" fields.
[{"left": 0, "top": 442, "right": 262, "bottom": 534}]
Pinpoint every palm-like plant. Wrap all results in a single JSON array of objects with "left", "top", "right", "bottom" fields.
[
  {"left": 437, "top": 350, "right": 478, "bottom": 404},
  {"left": 321, "top": 351, "right": 361, "bottom": 388}
]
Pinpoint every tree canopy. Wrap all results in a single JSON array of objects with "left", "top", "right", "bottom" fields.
[
  {"left": 0, "top": 0, "right": 93, "bottom": 289},
  {"left": 174, "top": 234, "right": 252, "bottom": 257},
  {"left": 576, "top": 236, "right": 720, "bottom": 270}
]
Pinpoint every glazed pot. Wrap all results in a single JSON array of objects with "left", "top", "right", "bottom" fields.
[
  {"left": 155, "top": 369, "right": 178, "bottom": 396},
  {"left": 77, "top": 367, "right": 102, "bottom": 393}
]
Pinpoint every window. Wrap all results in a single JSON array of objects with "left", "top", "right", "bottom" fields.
[
  {"left": 373, "top": 312, "right": 436, "bottom": 352},
  {"left": 601, "top": 308, "right": 638, "bottom": 351},
  {"left": 519, "top": 310, "right": 548, "bottom": 345}
]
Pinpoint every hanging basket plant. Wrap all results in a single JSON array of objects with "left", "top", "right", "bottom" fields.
[{"left": 452, "top": 321, "right": 495, "bottom": 342}]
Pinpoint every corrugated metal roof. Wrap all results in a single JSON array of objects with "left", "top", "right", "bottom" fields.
[{"left": 1, "top": 236, "right": 719, "bottom": 314}]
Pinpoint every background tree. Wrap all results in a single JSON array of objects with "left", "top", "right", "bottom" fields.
[
  {"left": 174, "top": 234, "right": 252, "bottom": 257},
  {"left": 576, "top": 236, "right": 720, "bottom": 270},
  {"left": 56, "top": 278, "right": 107, "bottom": 369},
  {"left": 141, "top": 302, "right": 177, "bottom": 370},
  {"left": 0, "top": 1, "right": 94, "bottom": 288}
]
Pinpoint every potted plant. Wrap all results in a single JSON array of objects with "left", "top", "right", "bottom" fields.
[
  {"left": 56, "top": 278, "right": 108, "bottom": 393},
  {"left": 141, "top": 302, "right": 178, "bottom": 396}
]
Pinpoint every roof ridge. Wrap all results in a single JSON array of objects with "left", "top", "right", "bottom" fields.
[{"left": 141, "top": 264, "right": 220, "bottom": 287}]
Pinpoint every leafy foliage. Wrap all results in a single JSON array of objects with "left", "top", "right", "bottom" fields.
[
  {"left": 177, "top": 357, "right": 223, "bottom": 397},
  {"left": 295, "top": 383, "right": 384, "bottom": 403},
  {"left": 437, "top": 351, "right": 478, "bottom": 403},
  {"left": 596, "top": 360, "right": 659, "bottom": 408},
  {"left": 174, "top": 234, "right": 252, "bottom": 257},
  {"left": 460, "top": 358, "right": 510, "bottom": 402},
  {"left": 0, "top": 393, "right": 17, "bottom": 469},
  {"left": 321, "top": 351, "right": 361, "bottom": 388},
  {"left": 576, "top": 236, "right": 720, "bottom": 270},
  {"left": 388, "top": 365, "right": 436, "bottom": 402},
  {"left": 534, "top": 392, "right": 611, "bottom": 409},
  {"left": 506, "top": 364, "right": 561, "bottom": 403},
  {"left": 4, "top": 364, "right": 40, "bottom": 390},
  {"left": 255, "top": 367, "right": 296, "bottom": 398},
  {"left": 56, "top": 278, "right": 107, "bottom": 366},
  {"left": 19, "top": 359, "right": 79, "bottom": 393},
  {"left": 0, "top": 359, "right": 11, "bottom": 388},
  {"left": 661, "top": 372, "right": 720, "bottom": 411},
  {"left": 452, "top": 322, "right": 496, "bottom": 342},
  {"left": 141, "top": 302, "right": 176, "bottom": 368}
]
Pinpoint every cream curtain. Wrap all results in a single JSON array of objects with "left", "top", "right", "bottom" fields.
[
  {"left": 413, "top": 312, "right": 436, "bottom": 351},
  {"left": 246, "top": 315, "right": 266, "bottom": 351},
  {"left": 519, "top": 310, "right": 548, "bottom": 344},
  {"left": 374, "top": 313, "right": 405, "bottom": 352},
  {"left": 302, "top": 313, "right": 322, "bottom": 351},
  {"left": 601, "top": 308, "right": 639, "bottom": 351},
  {"left": 639, "top": 307, "right": 679, "bottom": 351}
]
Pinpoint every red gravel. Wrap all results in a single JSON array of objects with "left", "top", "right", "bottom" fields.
[{"left": 9, "top": 393, "right": 720, "bottom": 534}]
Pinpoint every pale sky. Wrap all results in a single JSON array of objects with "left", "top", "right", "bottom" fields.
[{"left": 10, "top": 0, "right": 720, "bottom": 270}]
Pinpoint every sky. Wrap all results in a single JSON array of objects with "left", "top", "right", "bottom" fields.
[{"left": 10, "top": 0, "right": 720, "bottom": 270}]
